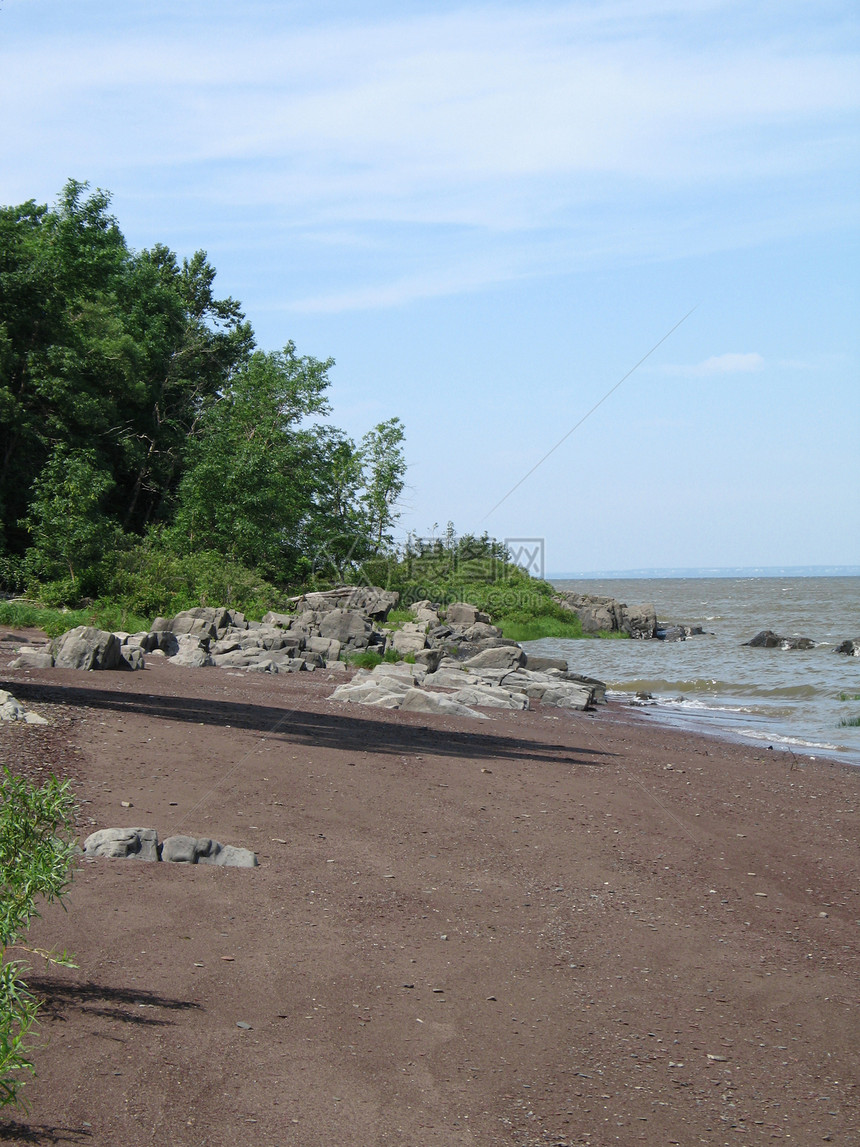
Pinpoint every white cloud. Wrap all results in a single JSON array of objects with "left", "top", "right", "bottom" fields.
[
  {"left": 1, "top": 1, "right": 857, "bottom": 309},
  {"left": 662, "top": 352, "right": 766, "bottom": 376}
]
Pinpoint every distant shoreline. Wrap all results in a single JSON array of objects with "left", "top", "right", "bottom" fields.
[{"left": 549, "top": 565, "right": 860, "bottom": 580}]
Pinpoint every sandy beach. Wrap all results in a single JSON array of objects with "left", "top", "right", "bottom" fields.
[{"left": 1, "top": 643, "right": 858, "bottom": 1146}]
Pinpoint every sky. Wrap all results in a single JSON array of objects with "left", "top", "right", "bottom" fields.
[{"left": 2, "top": 0, "right": 858, "bottom": 574}]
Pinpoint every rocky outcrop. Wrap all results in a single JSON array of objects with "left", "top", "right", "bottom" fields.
[
  {"left": 835, "top": 638, "right": 860, "bottom": 657},
  {"left": 330, "top": 657, "right": 603, "bottom": 717},
  {"left": 24, "top": 588, "right": 610, "bottom": 683},
  {"left": 83, "top": 827, "right": 257, "bottom": 867},
  {"left": 554, "top": 592, "right": 658, "bottom": 639},
  {"left": 744, "top": 630, "right": 816, "bottom": 650}
]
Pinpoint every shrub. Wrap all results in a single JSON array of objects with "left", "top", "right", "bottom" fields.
[{"left": 0, "top": 770, "right": 77, "bottom": 1110}]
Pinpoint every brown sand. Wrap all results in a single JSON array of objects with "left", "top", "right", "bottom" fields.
[{"left": 1, "top": 642, "right": 858, "bottom": 1146}]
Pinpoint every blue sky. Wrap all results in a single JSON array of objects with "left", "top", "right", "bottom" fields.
[{"left": 2, "top": 0, "right": 858, "bottom": 572}]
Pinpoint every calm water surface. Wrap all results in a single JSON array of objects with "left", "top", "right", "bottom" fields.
[{"left": 525, "top": 577, "right": 860, "bottom": 765}]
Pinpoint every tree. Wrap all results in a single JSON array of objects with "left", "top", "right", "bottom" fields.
[
  {"left": 170, "top": 344, "right": 334, "bottom": 581},
  {"left": 358, "top": 418, "right": 407, "bottom": 551},
  {"left": 21, "top": 446, "right": 119, "bottom": 595}
]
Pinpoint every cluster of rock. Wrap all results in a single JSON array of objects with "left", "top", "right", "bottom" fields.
[
  {"left": 745, "top": 631, "right": 860, "bottom": 655},
  {"left": 0, "top": 688, "right": 48, "bottom": 724},
  {"left": 83, "top": 827, "right": 258, "bottom": 867},
  {"left": 330, "top": 652, "right": 605, "bottom": 719},
  {"left": 744, "top": 629, "right": 817, "bottom": 651},
  {"left": 10, "top": 587, "right": 401, "bottom": 674},
  {"left": 553, "top": 591, "right": 659, "bottom": 638},
  {"left": 8, "top": 588, "right": 580, "bottom": 676}
]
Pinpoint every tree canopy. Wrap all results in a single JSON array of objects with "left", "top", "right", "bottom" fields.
[{"left": 0, "top": 181, "right": 406, "bottom": 604}]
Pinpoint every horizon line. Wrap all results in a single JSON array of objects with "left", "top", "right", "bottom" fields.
[{"left": 547, "top": 564, "right": 860, "bottom": 580}]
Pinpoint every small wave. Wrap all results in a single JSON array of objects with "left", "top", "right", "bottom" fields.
[
  {"left": 610, "top": 678, "right": 818, "bottom": 699},
  {"left": 734, "top": 728, "right": 841, "bottom": 752}
]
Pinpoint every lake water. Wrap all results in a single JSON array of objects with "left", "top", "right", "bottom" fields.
[{"left": 524, "top": 576, "right": 860, "bottom": 766}]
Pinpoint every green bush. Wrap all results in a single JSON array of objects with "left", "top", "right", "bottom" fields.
[
  {"left": 102, "top": 541, "right": 290, "bottom": 621},
  {"left": 0, "top": 770, "right": 77, "bottom": 1110}
]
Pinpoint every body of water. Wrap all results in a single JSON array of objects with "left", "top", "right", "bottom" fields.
[{"left": 524, "top": 576, "right": 860, "bottom": 765}]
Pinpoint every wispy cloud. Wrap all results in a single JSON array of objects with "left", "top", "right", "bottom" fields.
[
  {"left": 661, "top": 352, "right": 766, "bottom": 377},
  {"left": 1, "top": 1, "right": 857, "bottom": 309}
]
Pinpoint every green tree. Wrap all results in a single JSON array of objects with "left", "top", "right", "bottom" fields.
[
  {"left": 0, "top": 770, "right": 76, "bottom": 1110},
  {"left": 358, "top": 417, "right": 407, "bottom": 551},
  {"left": 21, "top": 446, "right": 119, "bottom": 596},
  {"left": 0, "top": 181, "right": 254, "bottom": 569},
  {"left": 170, "top": 344, "right": 334, "bottom": 580}
]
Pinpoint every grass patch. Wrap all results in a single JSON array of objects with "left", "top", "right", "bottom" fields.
[
  {"left": 839, "top": 715, "right": 860, "bottom": 727},
  {"left": 345, "top": 647, "right": 416, "bottom": 670},
  {"left": 0, "top": 600, "right": 150, "bottom": 640},
  {"left": 499, "top": 615, "right": 585, "bottom": 642},
  {"left": 385, "top": 608, "right": 416, "bottom": 626},
  {"left": 838, "top": 692, "right": 860, "bottom": 701}
]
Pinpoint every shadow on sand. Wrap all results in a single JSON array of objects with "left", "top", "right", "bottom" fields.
[{"left": 7, "top": 679, "right": 612, "bottom": 767}]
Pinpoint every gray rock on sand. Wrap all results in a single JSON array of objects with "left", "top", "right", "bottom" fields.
[
  {"left": 9, "top": 648, "right": 55, "bottom": 670},
  {"left": 0, "top": 689, "right": 49, "bottom": 724},
  {"left": 52, "top": 626, "right": 125, "bottom": 670},
  {"left": 161, "top": 835, "right": 258, "bottom": 867},
  {"left": 83, "top": 827, "right": 258, "bottom": 867},
  {"left": 83, "top": 827, "right": 161, "bottom": 861}
]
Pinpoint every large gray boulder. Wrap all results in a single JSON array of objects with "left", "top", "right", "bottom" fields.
[
  {"left": 462, "top": 645, "right": 527, "bottom": 671},
  {"left": 150, "top": 608, "right": 219, "bottom": 641},
  {"left": 523, "top": 655, "right": 568, "bottom": 673},
  {"left": 9, "top": 648, "right": 55, "bottom": 670},
  {"left": 445, "top": 602, "right": 490, "bottom": 627},
  {"left": 623, "top": 604, "right": 658, "bottom": 639},
  {"left": 319, "top": 609, "right": 372, "bottom": 650},
  {"left": 161, "top": 835, "right": 258, "bottom": 867},
  {"left": 392, "top": 624, "right": 427, "bottom": 655},
  {"left": 167, "top": 635, "right": 214, "bottom": 668},
  {"left": 539, "top": 682, "right": 595, "bottom": 710},
  {"left": 83, "top": 827, "right": 161, "bottom": 861},
  {"left": 53, "top": 626, "right": 125, "bottom": 671}
]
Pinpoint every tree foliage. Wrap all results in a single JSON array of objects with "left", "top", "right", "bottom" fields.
[
  {"left": 0, "top": 770, "right": 77, "bottom": 1110},
  {"left": 0, "top": 182, "right": 407, "bottom": 602}
]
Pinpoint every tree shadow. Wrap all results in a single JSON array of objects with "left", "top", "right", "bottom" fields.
[
  {"left": 25, "top": 977, "right": 202, "bottom": 1028},
  {"left": 7, "top": 680, "right": 612, "bottom": 767},
  {"left": 0, "top": 1122, "right": 92, "bottom": 1145}
]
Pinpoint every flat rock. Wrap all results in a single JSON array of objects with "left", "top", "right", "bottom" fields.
[
  {"left": 462, "top": 646, "right": 527, "bottom": 671},
  {"left": 399, "top": 687, "right": 487, "bottom": 719}
]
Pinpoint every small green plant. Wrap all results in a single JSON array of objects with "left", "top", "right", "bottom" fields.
[
  {"left": 384, "top": 609, "right": 415, "bottom": 628},
  {"left": 838, "top": 692, "right": 860, "bottom": 702},
  {"left": 346, "top": 650, "right": 384, "bottom": 670},
  {"left": 0, "top": 770, "right": 77, "bottom": 1110},
  {"left": 839, "top": 715, "right": 860, "bottom": 727}
]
